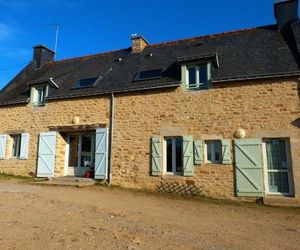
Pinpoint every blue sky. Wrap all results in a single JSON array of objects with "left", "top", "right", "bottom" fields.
[{"left": 0, "top": 0, "right": 285, "bottom": 89}]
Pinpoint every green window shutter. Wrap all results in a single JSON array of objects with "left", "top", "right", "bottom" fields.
[
  {"left": 183, "top": 135, "right": 194, "bottom": 176},
  {"left": 234, "top": 139, "right": 264, "bottom": 197},
  {"left": 194, "top": 140, "right": 203, "bottom": 165},
  {"left": 151, "top": 136, "right": 162, "bottom": 176},
  {"left": 221, "top": 139, "right": 231, "bottom": 165}
]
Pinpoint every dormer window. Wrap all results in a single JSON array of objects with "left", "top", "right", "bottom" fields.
[
  {"left": 178, "top": 54, "right": 218, "bottom": 91},
  {"left": 185, "top": 63, "right": 211, "bottom": 90},
  {"left": 32, "top": 85, "right": 48, "bottom": 107}
]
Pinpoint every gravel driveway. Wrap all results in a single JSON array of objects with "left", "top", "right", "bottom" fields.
[{"left": 0, "top": 180, "right": 299, "bottom": 250}]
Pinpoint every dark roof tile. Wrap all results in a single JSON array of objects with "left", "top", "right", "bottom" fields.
[{"left": 0, "top": 24, "right": 300, "bottom": 105}]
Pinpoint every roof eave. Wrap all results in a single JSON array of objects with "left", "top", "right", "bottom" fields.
[
  {"left": 213, "top": 71, "right": 300, "bottom": 83},
  {"left": 46, "top": 82, "right": 181, "bottom": 101}
]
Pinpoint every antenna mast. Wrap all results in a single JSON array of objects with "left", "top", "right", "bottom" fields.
[{"left": 43, "top": 23, "right": 60, "bottom": 59}]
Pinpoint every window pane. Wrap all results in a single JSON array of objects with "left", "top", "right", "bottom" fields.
[
  {"left": 81, "top": 135, "right": 92, "bottom": 152},
  {"left": 207, "top": 144, "right": 212, "bottom": 162},
  {"left": 206, "top": 140, "right": 221, "bottom": 163},
  {"left": 73, "top": 77, "right": 97, "bottom": 89},
  {"left": 36, "top": 86, "right": 46, "bottom": 104},
  {"left": 199, "top": 65, "right": 208, "bottom": 84},
  {"left": 175, "top": 138, "right": 182, "bottom": 173},
  {"left": 166, "top": 139, "right": 173, "bottom": 172},
  {"left": 214, "top": 142, "right": 221, "bottom": 161},
  {"left": 12, "top": 135, "right": 21, "bottom": 157},
  {"left": 268, "top": 172, "right": 289, "bottom": 193},
  {"left": 188, "top": 67, "right": 196, "bottom": 85},
  {"left": 266, "top": 140, "right": 287, "bottom": 170},
  {"left": 135, "top": 69, "right": 163, "bottom": 81},
  {"left": 68, "top": 136, "right": 78, "bottom": 167}
]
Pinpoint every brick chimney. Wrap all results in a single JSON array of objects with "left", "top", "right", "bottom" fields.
[
  {"left": 274, "top": 0, "right": 299, "bottom": 30},
  {"left": 33, "top": 45, "right": 55, "bottom": 69},
  {"left": 131, "top": 34, "right": 149, "bottom": 53}
]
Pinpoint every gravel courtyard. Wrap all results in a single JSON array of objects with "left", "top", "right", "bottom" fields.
[{"left": 0, "top": 180, "right": 299, "bottom": 250}]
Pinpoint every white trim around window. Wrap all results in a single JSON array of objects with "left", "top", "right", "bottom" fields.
[
  {"left": 205, "top": 140, "right": 222, "bottom": 164},
  {"left": 185, "top": 63, "right": 211, "bottom": 90},
  {"left": 32, "top": 85, "right": 48, "bottom": 107},
  {"left": 163, "top": 137, "right": 183, "bottom": 175},
  {"left": 262, "top": 138, "right": 294, "bottom": 196}
]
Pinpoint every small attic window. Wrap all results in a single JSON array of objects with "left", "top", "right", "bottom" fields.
[
  {"left": 72, "top": 77, "right": 98, "bottom": 89},
  {"left": 134, "top": 68, "right": 163, "bottom": 82},
  {"left": 32, "top": 85, "right": 48, "bottom": 107}
]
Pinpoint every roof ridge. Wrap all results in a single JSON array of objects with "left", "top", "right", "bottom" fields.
[
  {"left": 46, "top": 24, "right": 276, "bottom": 66},
  {"left": 46, "top": 47, "right": 131, "bottom": 65},
  {"left": 150, "top": 24, "right": 276, "bottom": 47}
]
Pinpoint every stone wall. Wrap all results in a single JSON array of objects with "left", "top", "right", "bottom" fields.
[
  {"left": 111, "top": 79, "right": 300, "bottom": 199},
  {"left": 0, "top": 78, "right": 299, "bottom": 200},
  {"left": 0, "top": 97, "right": 110, "bottom": 176}
]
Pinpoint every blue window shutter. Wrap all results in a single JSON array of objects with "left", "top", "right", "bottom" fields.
[
  {"left": 37, "top": 132, "right": 56, "bottom": 177},
  {"left": 194, "top": 140, "right": 203, "bottom": 165},
  {"left": 221, "top": 139, "right": 231, "bottom": 165},
  {"left": 151, "top": 136, "right": 162, "bottom": 176},
  {"left": 0, "top": 134, "right": 7, "bottom": 159},
  {"left": 183, "top": 135, "right": 194, "bottom": 176},
  {"left": 234, "top": 139, "right": 264, "bottom": 197},
  {"left": 95, "top": 128, "right": 109, "bottom": 179},
  {"left": 20, "top": 133, "right": 29, "bottom": 160}
]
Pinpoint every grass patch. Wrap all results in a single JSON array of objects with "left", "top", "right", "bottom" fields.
[
  {"left": 0, "top": 173, "right": 35, "bottom": 182},
  {"left": 92, "top": 183, "right": 300, "bottom": 211}
]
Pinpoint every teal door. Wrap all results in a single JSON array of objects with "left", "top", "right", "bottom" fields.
[
  {"left": 265, "top": 139, "right": 292, "bottom": 195},
  {"left": 234, "top": 139, "right": 264, "bottom": 197}
]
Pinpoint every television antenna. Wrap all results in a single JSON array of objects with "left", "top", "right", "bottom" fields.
[{"left": 43, "top": 23, "right": 60, "bottom": 59}]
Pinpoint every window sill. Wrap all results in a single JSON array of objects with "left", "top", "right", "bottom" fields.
[
  {"left": 161, "top": 174, "right": 183, "bottom": 180},
  {"left": 32, "top": 103, "right": 46, "bottom": 108},
  {"left": 205, "top": 161, "right": 222, "bottom": 164},
  {"left": 9, "top": 157, "right": 21, "bottom": 160}
]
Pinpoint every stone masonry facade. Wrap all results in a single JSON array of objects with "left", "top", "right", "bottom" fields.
[{"left": 0, "top": 78, "right": 299, "bottom": 200}]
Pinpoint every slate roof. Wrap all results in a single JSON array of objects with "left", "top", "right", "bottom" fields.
[{"left": 1, "top": 23, "right": 300, "bottom": 105}]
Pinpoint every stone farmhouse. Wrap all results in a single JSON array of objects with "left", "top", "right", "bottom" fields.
[{"left": 0, "top": 0, "right": 300, "bottom": 204}]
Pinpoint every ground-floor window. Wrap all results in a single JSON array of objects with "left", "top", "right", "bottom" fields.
[
  {"left": 11, "top": 134, "right": 21, "bottom": 158},
  {"left": 205, "top": 140, "right": 221, "bottom": 164},
  {"left": 264, "top": 139, "right": 292, "bottom": 195},
  {"left": 164, "top": 137, "right": 183, "bottom": 174}
]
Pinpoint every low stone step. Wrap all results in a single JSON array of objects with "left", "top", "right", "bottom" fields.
[
  {"left": 52, "top": 177, "right": 95, "bottom": 183},
  {"left": 263, "top": 196, "right": 300, "bottom": 207}
]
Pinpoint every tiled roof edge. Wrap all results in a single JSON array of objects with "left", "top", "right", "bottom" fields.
[
  {"left": 0, "top": 99, "right": 29, "bottom": 107},
  {"left": 46, "top": 82, "right": 180, "bottom": 101},
  {"left": 213, "top": 71, "right": 300, "bottom": 83}
]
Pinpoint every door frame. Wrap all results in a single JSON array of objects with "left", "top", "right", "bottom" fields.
[
  {"left": 64, "top": 132, "right": 95, "bottom": 177},
  {"left": 262, "top": 138, "right": 294, "bottom": 196}
]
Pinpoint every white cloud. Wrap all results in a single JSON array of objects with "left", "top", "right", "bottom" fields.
[
  {"left": 0, "top": 23, "right": 12, "bottom": 40},
  {"left": 0, "top": 0, "right": 29, "bottom": 10},
  {"left": 0, "top": 46, "right": 31, "bottom": 59}
]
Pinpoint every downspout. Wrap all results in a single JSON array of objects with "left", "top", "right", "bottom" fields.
[{"left": 107, "top": 92, "right": 115, "bottom": 184}]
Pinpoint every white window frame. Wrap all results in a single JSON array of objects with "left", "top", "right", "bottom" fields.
[
  {"left": 262, "top": 138, "right": 293, "bottom": 196},
  {"left": 205, "top": 140, "right": 222, "bottom": 164},
  {"left": 163, "top": 137, "right": 183, "bottom": 175},
  {"left": 186, "top": 63, "right": 211, "bottom": 90},
  {"left": 32, "top": 85, "right": 48, "bottom": 107}
]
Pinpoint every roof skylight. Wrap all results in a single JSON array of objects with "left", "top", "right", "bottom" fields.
[
  {"left": 134, "top": 68, "right": 163, "bottom": 82},
  {"left": 72, "top": 77, "right": 98, "bottom": 89}
]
